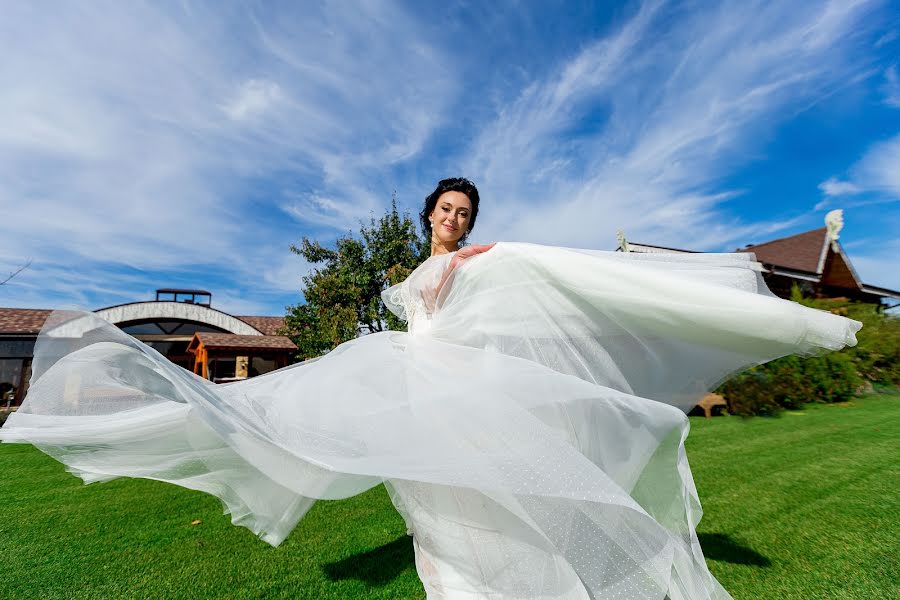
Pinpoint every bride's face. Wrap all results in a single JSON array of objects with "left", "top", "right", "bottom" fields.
[{"left": 430, "top": 191, "right": 472, "bottom": 246}]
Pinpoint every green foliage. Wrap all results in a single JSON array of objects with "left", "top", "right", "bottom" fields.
[
  {"left": 789, "top": 285, "right": 900, "bottom": 387},
  {"left": 720, "top": 352, "right": 862, "bottom": 416},
  {"left": 719, "top": 283, "right": 898, "bottom": 415},
  {"left": 282, "top": 198, "right": 429, "bottom": 360}
]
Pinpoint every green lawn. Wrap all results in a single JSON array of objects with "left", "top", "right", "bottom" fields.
[{"left": 1, "top": 393, "right": 897, "bottom": 599}]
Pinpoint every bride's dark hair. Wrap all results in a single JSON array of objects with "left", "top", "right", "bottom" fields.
[{"left": 420, "top": 177, "right": 480, "bottom": 243}]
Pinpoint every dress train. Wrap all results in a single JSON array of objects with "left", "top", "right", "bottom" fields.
[{"left": 0, "top": 243, "right": 861, "bottom": 599}]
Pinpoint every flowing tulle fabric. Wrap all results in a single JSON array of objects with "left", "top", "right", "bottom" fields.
[{"left": 0, "top": 242, "right": 861, "bottom": 600}]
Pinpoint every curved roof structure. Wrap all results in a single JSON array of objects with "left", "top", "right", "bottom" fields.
[{"left": 94, "top": 301, "right": 263, "bottom": 336}]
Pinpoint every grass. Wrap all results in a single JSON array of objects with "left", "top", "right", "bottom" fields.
[{"left": 1, "top": 393, "right": 897, "bottom": 599}]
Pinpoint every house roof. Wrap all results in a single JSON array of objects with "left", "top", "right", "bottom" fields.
[
  {"left": 0, "top": 308, "right": 52, "bottom": 334},
  {"left": 736, "top": 227, "right": 828, "bottom": 274},
  {"left": 618, "top": 226, "right": 900, "bottom": 300},
  {"left": 189, "top": 332, "right": 297, "bottom": 352},
  {"left": 237, "top": 316, "right": 285, "bottom": 336}
]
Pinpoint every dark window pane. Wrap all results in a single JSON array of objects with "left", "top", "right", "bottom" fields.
[
  {"left": 250, "top": 357, "right": 277, "bottom": 377},
  {"left": 145, "top": 341, "right": 190, "bottom": 357},
  {"left": 18, "top": 360, "right": 32, "bottom": 406},
  {"left": 154, "top": 321, "right": 186, "bottom": 334},
  {"left": 211, "top": 358, "right": 236, "bottom": 380},
  {"left": 169, "top": 323, "right": 227, "bottom": 334},
  {"left": 146, "top": 341, "right": 173, "bottom": 355},
  {"left": 119, "top": 320, "right": 229, "bottom": 335},
  {"left": 0, "top": 340, "right": 36, "bottom": 358},
  {"left": 0, "top": 359, "right": 24, "bottom": 406},
  {"left": 121, "top": 322, "right": 165, "bottom": 334}
]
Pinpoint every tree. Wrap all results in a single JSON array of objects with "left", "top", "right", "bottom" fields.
[{"left": 282, "top": 197, "right": 429, "bottom": 360}]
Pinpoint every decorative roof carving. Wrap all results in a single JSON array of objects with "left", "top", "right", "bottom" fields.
[{"left": 825, "top": 209, "right": 844, "bottom": 252}]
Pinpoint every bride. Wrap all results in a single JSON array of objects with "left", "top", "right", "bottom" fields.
[{"left": 1, "top": 178, "right": 861, "bottom": 600}]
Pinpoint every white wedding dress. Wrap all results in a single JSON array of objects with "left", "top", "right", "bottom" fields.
[{"left": 0, "top": 243, "right": 861, "bottom": 600}]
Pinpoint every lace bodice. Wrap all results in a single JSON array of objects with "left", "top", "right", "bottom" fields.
[{"left": 382, "top": 252, "right": 454, "bottom": 333}]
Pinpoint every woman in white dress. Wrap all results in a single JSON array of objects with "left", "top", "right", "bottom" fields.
[{"left": 1, "top": 178, "right": 861, "bottom": 599}]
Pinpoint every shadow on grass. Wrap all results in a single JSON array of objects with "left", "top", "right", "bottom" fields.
[
  {"left": 323, "top": 535, "right": 416, "bottom": 585},
  {"left": 323, "top": 531, "right": 768, "bottom": 585},
  {"left": 699, "top": 533, "right": 771, "bottom": 567}
]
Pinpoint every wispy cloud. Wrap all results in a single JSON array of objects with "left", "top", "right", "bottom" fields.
[
  {"left": 462, "top": 0, "right": 883, "bottom": 251},
  {"left": 882, "top": 65, "right": 900, "bottom": 107},
  {"left": 0, "top": 1, "right": 455, "bottom": 312},
  {"left": 816, "top": 132, "right": 900, "bottom": 211},
  {"left": 0, "top": 0, "right": 895, "bottom": 312}
]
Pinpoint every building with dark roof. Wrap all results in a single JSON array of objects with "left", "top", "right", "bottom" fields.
[
  {"left": 0, "top": 289, "right": 296, "bottom": 410},
  {"left": 616, "top": 211, "right": 900, "bottom": 308},
  {"left": 734, "top": 227, "right": 897, "bottom": 304}
]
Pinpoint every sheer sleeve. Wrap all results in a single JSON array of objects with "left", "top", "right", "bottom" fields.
[{"left": 382, "top": 253, "right": 453, "bottom": 326}]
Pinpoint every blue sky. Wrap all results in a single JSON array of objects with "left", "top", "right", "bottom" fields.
[{"left": 2, "top": 0, "right": 899, "bottom": 316}]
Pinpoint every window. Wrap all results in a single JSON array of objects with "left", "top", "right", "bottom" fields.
[
  {"left": 0, "top": 339, "right": 36, "bottom": 358},
  {"left": 119, "top": 320, "right": 228, "bottom": 335},
  {"left": 250, "top": 357, "right": 277, "bottom": 377},
  {"left": 144, "top": 341, "right": 190, "bottom": 356},
  {"left": 209, "top": 358, "right": 236, "bottom": 381},
  {"left": 0, "top": 359, "right": 24, "bottom": 407},
  {"left": 120, "top": 322, "right": 165, "bottom": 334}
]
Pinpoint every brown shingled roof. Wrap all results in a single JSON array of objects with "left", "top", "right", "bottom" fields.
[
  {"left": 237, "top": 316, "right": 285, "bottom": 336},
  {"left": 737, "top": 227, "right": 828, "bottom": 273},
  {"left": 191, "top": 332, "right": 296, "bottom": 351},
  {"left": 0, "top": 308, "right": 52, "bottom": 334}
]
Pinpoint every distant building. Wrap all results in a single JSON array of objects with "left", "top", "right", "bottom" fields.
[
  {"left": 0, "top": 289, "right": 296, "bottom": 410},
  {"left": 616, "top": 210, "right": 900, "bottom": 308}
]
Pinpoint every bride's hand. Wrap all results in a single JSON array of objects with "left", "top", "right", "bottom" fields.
[
  {"left": 436, "top": 243, "right": 496, "bottom": 298},
  {"left": 448, "top": 243, "right": 497, "bottom": 273}
]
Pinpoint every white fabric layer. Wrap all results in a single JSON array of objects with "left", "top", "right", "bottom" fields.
[{"left": 1, "top": 242, "right": 861, "bottom": 600}]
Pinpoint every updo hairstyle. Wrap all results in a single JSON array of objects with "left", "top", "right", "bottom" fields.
[{"left": 419, "top": 177, "right": 480, "bottom": 244}]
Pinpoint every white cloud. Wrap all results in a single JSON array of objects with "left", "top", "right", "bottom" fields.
[
  {"left": 853, "top": 133, "right": 900, "bottom": 200},
  {"left": 222, "top": 79, "right": 284, "bottom": 121},
  {"left": 817, "top": 133, "right": 900, "bottom": 212},
  {"left": 819, "top": 177, "right": 862, "bottom": 197}
]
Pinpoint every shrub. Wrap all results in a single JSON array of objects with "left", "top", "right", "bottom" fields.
[
  {"left": 789, "top": 287, "right": 900, "bottom": 387},
  {"left": 719, "top": 350, "right": 863, "bottom": 417},
  {"left": 717, "top": 286, "right": 896, "bottom": 416},
  {"left": 718, "top": 368, "right": 782, "bottom": 416}
]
